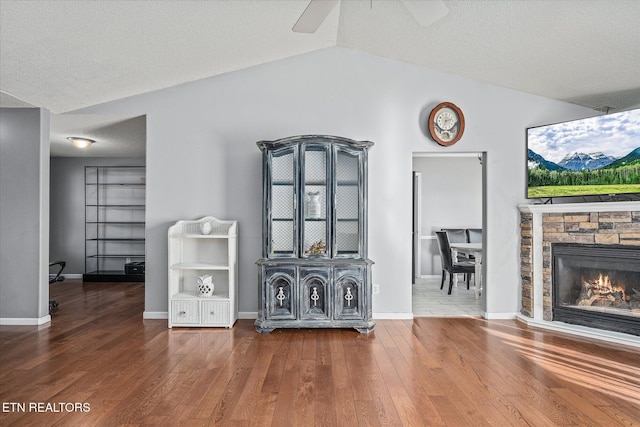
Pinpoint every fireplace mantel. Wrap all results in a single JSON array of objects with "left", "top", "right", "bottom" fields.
[
  {"left": 517, "top": 201, "right": 640, "bottom": 348},
  {"left": 519, "top": 201, "right": 640, "bottom": 214}
]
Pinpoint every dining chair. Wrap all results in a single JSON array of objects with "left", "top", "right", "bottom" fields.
[
  {"left": 435, "top": 231, "right": 475, "bottom": 295},
  {"left": 442, "top": 228, "right": 472, "bottom": 262},
  {"left": 443, "top": 228, "right": 466, "bottom": 244},
  {"left": 466, "top": 228, "right": 483, "bottom": 243},
  {"left": 464, "top": 228, "right": 482, "bottom": 261}
]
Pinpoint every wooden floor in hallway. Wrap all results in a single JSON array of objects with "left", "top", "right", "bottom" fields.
[{"left": 1, "top": 279, "right": 639, "bottom": 426}]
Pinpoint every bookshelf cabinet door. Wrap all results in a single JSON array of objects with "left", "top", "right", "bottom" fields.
[
  {"left": 265, "top": 267, "right": 296, "bottom": 320},
  {"left": 300, "top": 268, "right": 330, "bottom": 320},
  {"left": 334, "top": 267, "right": 364, "bottom": 321}
]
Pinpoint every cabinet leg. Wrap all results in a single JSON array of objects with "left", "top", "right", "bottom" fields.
[{"left": 255, "top": 324, "right": 274, "bottom": 333}]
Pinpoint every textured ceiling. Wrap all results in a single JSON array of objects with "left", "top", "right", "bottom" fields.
[
  {"left": 0, "top": 0, "right": 339, "bottom": 113},
  {"left": 50, "top": 114, "right": 146, "bottom": 158},
  {"left": 1, "top": 0, "right": 639, "bottom": 156},
  {"left": 337, "top": 0, "right": 640, "bottom": 111}
]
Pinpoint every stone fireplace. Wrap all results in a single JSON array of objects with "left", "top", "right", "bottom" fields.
[{"left": 518, "top": 202, "right": 640, "bottom": 345}]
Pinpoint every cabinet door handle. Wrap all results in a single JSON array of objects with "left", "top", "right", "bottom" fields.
[
  {"left": 179, "top": 311, "right": 186, "bottom": 316},
  {"left": 345, "top": 287, "right": 353, "bottom": 307},
  {"left": 276, "top": 286, "right": 286, "bottom": 306}
]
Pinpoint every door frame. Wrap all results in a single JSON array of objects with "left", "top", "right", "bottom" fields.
[{"left": 411, "top": 152, "right": 486, "bottom": 304}]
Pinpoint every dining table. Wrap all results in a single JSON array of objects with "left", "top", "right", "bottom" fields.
[{"left": 449, "top": 242, "right": 482, "bottom": 298}]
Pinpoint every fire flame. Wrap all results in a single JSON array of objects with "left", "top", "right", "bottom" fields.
[{"left": 584, "top": 274, "right": 627, "bottom": 302}]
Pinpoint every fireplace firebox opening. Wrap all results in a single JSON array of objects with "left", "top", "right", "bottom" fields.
[{"left": 552, "top": 243, "right": 640, "bottom": 336}]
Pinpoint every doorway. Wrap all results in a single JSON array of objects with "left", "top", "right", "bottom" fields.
[
  {"left": 412, "top": 153, "right": 485, "bottom": 316},
  {"left": 48, "top": 114, "right": 147, "bottom": 311}
]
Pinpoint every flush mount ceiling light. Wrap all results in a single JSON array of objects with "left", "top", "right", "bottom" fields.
[{"left": 67, "top": 137, "right": 95, "bottom": 148}]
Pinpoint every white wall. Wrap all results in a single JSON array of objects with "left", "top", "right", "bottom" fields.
[
  {"left": 73, "top": 47, "right": 594, "bottom": 318},
  {"left": 0, "top": 108, "right": 50, "bottom": 323},
  {"left": 413, "top": 155, "right": 482, "bottom": 276},
  {"left": 50, "top": 157, "right": 145, "bottom": 274}
]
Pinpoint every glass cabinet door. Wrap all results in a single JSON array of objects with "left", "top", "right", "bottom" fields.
[
  {"left": 269, "top": 147, "right": 296, "bottom": 257},
  {"left": 334, "top": 148, "right": 362, "bottom": 258},
  {"left": 301, "top": 144, "right": 329, "bottom": 257}
]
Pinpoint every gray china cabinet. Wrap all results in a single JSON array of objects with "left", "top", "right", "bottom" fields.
[{"left": 255, "top": 135, "right": 375, "bottom": 333}]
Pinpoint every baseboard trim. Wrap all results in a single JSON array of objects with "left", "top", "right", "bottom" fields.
[
  {"left": 482, "top": 311, "right": 518, "bottom": 320},
  {"left": 0, "top": 315, "right": 51, "bottom": 325},
  {"left": 373, "top": 312, "right": 414, "bottom": 320},
  {"left": 515, "top": 314, "right": 640, "bottom": 349},
  {"left": 143, "top": 311, "right": 168, "bottom": 320},
  {"left": 239, "top": 312, "right": 258, "bottom": 319}
]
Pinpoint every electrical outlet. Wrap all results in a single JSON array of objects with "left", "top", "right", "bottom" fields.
[{"left": 372, "top": 284, "right": 380, "bottom": 294}]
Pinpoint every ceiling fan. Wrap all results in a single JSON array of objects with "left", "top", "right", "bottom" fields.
[{"left": 292, "top": 0, "right": 449, "bottom": 33}]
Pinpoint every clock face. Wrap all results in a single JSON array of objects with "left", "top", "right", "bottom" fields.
[{"left": 428, "top": 102, "right": 465, "bottom": 146}]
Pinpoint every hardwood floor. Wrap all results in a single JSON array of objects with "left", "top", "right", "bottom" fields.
[{"left": 1, "top": 279, "right": 639, "bottom": 426}]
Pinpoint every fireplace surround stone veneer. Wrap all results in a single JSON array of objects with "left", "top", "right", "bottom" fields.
[{"left": 518, "top": 202, "right": 640, "bottom": 334}]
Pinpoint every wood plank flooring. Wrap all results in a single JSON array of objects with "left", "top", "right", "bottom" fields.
[{"left": 1, "top": 279, "right": 639, "bottom": 426}]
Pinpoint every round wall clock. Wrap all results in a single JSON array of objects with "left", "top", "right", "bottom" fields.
[{"left": 428, "top": 102, "right": 465, "bottom": 146}]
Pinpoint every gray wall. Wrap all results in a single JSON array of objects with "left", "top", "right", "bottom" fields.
[
  {"left": 413, "top": 155, "right": 483, "bottom": 276},
  {"left": 0, "top": 108, "right": 50, "bottom": 321},
  {"left": 73, "top": 47, "right": 594, "bottom": 318},
  {"left": 50, "top": 157, "right": 145, "bottom": 274}
]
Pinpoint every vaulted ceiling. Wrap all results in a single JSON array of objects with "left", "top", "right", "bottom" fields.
[{"left": 1, "top": 0, "right": 639, "bottom": 155}]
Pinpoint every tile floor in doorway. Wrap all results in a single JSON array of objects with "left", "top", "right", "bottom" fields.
[{"left": 413, "top": 276, "right": 481, "bottom": 317}]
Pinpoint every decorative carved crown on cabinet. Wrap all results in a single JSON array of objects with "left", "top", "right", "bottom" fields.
[{"left": 255, "top": 135, "right": 375, "bottom": 333}]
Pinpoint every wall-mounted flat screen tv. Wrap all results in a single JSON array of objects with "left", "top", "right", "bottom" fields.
[{"left": 527, "top": 108, "right": 640, "bottom": 199}]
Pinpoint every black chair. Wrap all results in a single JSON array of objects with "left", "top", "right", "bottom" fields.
[
  {"left": 466, "top": 228, "right": 483, "bottom": 244},
  {"left": 49, "top": 261, "right": 65, "bottom": 314},
  {"left": 443, "top": 228, "right": 467, "bottom": 244},
  {"left": 435, "top": 232, "right": 475, "bottom": 295},
  {"left": 443, "top": 228, "right": 472, "bottom": 262}
]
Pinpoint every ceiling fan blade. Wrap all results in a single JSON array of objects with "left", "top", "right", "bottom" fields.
[
  {"left": 399, "top": 0, "right": 449, "bottom": 27},
  {"left": 292, "top": 0, "right": 339, "bottom": 33}
]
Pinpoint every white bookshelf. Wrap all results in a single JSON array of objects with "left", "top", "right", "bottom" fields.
[{"left": 168, "top": 217, "right": 238, "bottom": 328}]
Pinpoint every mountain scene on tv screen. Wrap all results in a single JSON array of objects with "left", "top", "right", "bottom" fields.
[
  {"left": 526, "top": 109, "right": 640, "bottom": 198},
  {"left": 557, "top": 151, "right": 617, "bottom": 171},
  {"left": 527, "top": 147, "right": 640, "bottom": 197}
]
